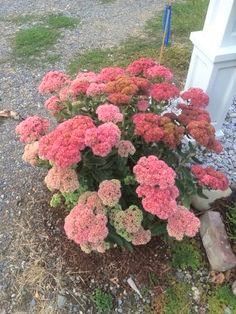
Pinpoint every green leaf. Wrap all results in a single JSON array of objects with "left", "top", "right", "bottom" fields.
[{"left": 150, "top": 222, "right": 167, "bottom": 236}]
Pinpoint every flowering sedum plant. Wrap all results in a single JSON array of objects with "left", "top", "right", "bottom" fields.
[{"left": 16, "top": 58, "right": 229, "bottom": 254}]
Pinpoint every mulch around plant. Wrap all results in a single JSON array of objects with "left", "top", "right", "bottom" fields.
[{"left": 43, "top": 201, "right": 171, "bottom": 290}]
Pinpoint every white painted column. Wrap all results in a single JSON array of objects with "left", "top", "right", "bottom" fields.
[{"left": 185, "top": 0, "right": 236, "bottom": 136}]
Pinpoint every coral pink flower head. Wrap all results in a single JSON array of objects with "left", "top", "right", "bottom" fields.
[
  {"left": 69, "top": 79, "right": 90, "bottom": 96},
  {"left": 98, "top": 67, "right": 125, "bottom": 82},
  {"left": 16, "top": 116, "right": 49, "bottom": 143},
  {"left": 191, "top": 165, "right": 229, "bottom": 191},
  {"left": 64, "top": 204, "right": 108, "bottom": 245},
  {"left": 44, "top": 96, "right": 63, "bottom": 115},
  {"left": 98, "top": 179, "right": 121, "bottom": 207},
  {"left": 44, "top": 166, "right": 79, "bottom": 193},
  {"left": 76, "top": 71, "right": 99, "bottom": 83},
  {"left": 96, "top": 103, "right": 123, "bottom": 124},
  {"left": 86, "top": 83, "right": 106, "bottom": 97},
  {"left": 22, "top": 141, "right": 39, "bottom": 166},
  {"left": 150, "top": 82, "right": 180, "bottom": 102},
  {"left": 137, "top": 185, "right": 179, "bottom": 219},
  {"left": 144, "top": 65, "right": 173, "bottom": 81},
  {"left": 132, "top": 113, "right": 164, "bottom": 143},
  {"left": 38, "top": 71, "right": 70, "bottom": 94},
  {"left": 181, "top": 88, "right": 209, "bottom": 108},
  {"left": 39, "top": 115, "right": 95, "bottom": 168},
  {"left": 126, "top": 57, "right": 156, "bottom": 76},
  {"left": 167, "top": 206, "right": 200, "bottom": 240},
  {"left": 85, "top": 122, "right": 121, "bottom": 157},
  {"left": 137, "top": 100, "right": 149, "bottom": 112},
  {"left": 133, "top": 155, "right": 176, "bottom": 188}
]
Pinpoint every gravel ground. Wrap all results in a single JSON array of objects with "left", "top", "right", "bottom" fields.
[{"left": 0, "top": 0, "right": 235, "bottom": 312}]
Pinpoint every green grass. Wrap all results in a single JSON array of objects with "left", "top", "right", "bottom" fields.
[
  {"left": 164, "top": 283, "right": 191, "bottom": 314},
  {"left": 226, "top": 203, "right": 236, "bottom": 240},
  {"left": 14, "top": 26, "right": 59, "bottom": 58},
  {"left": 46, "top": 14, "right": 80, "bottom": 29},
  {"left": 170, "top": 240, "right": 203, "bottom": 270},
  {"left": 12, "top": 14, "right": 79, "bottom": 62},
  {"left": 91, "top": 288, "right": 113, "bottom": 313},
  {"left": 68, "top": 0, "right": 209, "bottom": 83},
  {"left": 208, "top": 285, "right": 236, "bottom": 314}
]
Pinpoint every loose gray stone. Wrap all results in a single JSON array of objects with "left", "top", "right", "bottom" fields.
[
  {"left": 200, "top": 211, "right": 236, "bottom": 271},
  {"left": 57, "top": 294, "right": 67, "bottom": 309}
]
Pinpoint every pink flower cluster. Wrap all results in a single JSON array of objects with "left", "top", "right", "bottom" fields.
[
  {"left": 98, "top": 179, "right": 121, "bottom": 207},
  {"left": 78, "top": 191, "right": 105, "bottom": 215},
  {"left": 137, "top": 99, "right": 149, "bottom": 112},
  {"left": 96, "top": 103, "right": 123, "bottom": 124},
  {"left": 134, "top": 156, "right": 178, "bottom": 219},
  {"left": 85, "top": 122, "right": 121, "bottom": 157},
  {"left": 38, "top": 71, "right": 70, "bottom": 94},
  {"left": 150, "top": 82, "right": 180, "bottom": 102},
  {"left": 133, "top": 113, "right": 164, "bottom": 143},
  {"left": 126, "top": 57, "right": 156, "bottom": 76},
  {"left": 167, "top": 206, "right": 200, "bottom": 241},
  {"left": 144, "top": 65, "right": 173, "bottom": 81},
  {"left": 117, "top": 140, "right": 136, "bottom": 157},
  {"left": 16, "top": 116, "right": 49, "bottom": 143},
  {"left": 44, "top": 96, "right": 63, "bottom": 116},
  {"left": 39, "top": 115, "right": 95, "bottom": 168},
  {"left": 22, "top": 141, "right": 39, "bottom": 166},
  {"left": 181, "top": 88, "right": 209, "bottom": 108},
  {"left": 191, "top": 165, "right": 229, "bottom": 191},
  {"left": 64, "top": 203, "right": 108, "bottom": 246},
  {"left": 86, "top": 83, "right": 106, "bottom": 97},
  {"left": 76, "top": 71, "right": 99, "bottom": 83},
  {"left": 69, "top": 79, "right": 90, "bottom": 97},
  {"left": 133, "top": 155, "right": 176, "bottom": 188},
  {"left": 136, "top": 184, "right": 179, "bottom": 219},
  {"left": 44, "top": 166, "right": 79, "bottom": 193},
  {"left": 98, "top": 67, "right": 125, "bottom": 82},
  {"left": 132, "top": 227, "right": 151, "bottom": 246}
]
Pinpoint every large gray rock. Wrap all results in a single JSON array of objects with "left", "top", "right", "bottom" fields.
[{"left": 200, "top": 211, "right": 236, "bottom": 271}]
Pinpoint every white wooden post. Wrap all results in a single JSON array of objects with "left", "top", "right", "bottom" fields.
[{"left": 185, "top": 0, "right": 236, "bottom": 136}]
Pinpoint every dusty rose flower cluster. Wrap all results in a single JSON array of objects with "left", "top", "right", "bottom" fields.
[
  {"left": 38, "top": 71, "right": 70, "bottom": 94},
  {"left": 16, "top": 57, "right": 228, "bottom": 253},
  {"left": 96, "top": 103, "right": 123, "bottom": 124},
  {"left": 45, "top": 166, "right": 79, "bottom": 193},
  {"left": 167, "top": 206, "right": 200, "bottom": 241},
  {"left": 98, "top": 179, "right": 121, "bottom": 207},
  {"left": 39, "top": 115, "right": 95, "bottom": 168},
  {"left": 85, "top": 122, "right": 121, "bottom": 157},
  {"left": 64, "top": 202, "right": 108, "bottom": 251},
  {"left": 134, "top": 156, "right": 179, "bottom": 219},
  {"left": 191, "top": 165, "right": 229, "bottom": 191},
  {"left": 22, "top": 141, "right": 39, "bottom": 166},
  {"left": 181, "top": 87, "right": 209, "bottom": 108},
  {"left": 117, "top": 140, "right": 136, "bottom": 157},
  {"left": 16, "top": 116, "right": 49, "bottom": 143},
  {"left": 150, "top": 82, "right": 179, "bottom": 102}
]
